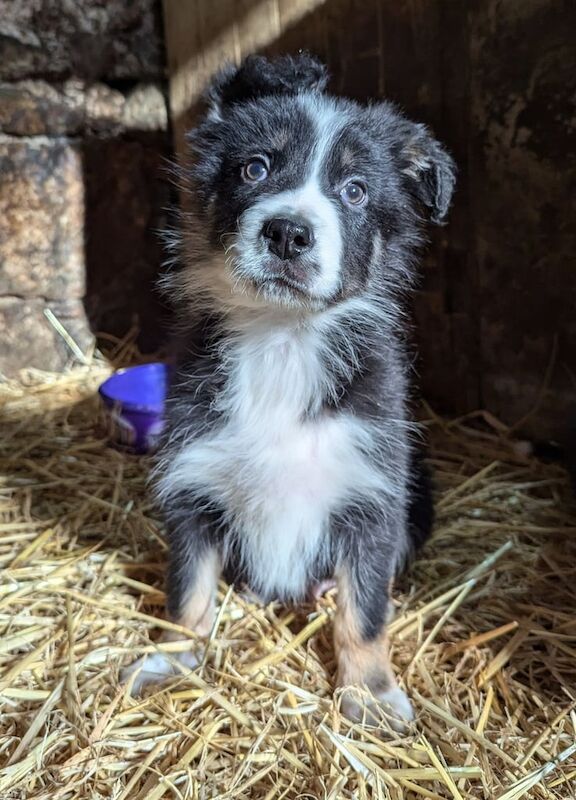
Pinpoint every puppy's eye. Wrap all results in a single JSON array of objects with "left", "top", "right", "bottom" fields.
[
  {"left": 340, "top": 180, "right": 367, "bottom": 206},
  {"left": 242, "top": 157, "right": 269, "bottom": 183}
]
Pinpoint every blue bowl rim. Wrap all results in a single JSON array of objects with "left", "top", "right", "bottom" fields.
[{"left": 98, "top": 362, "right": 169, "bottom": 415}]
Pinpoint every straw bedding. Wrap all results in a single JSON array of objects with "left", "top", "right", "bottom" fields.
[{"left": 1, "top": 357, "right": 575, "bottom": 800}]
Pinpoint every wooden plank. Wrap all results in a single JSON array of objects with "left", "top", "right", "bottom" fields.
[{"left": 162, "top": 0, "right": 327, "bottom": 152}]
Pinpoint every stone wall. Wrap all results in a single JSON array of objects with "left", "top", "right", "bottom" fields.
[{"left": 0, "top": 0, "right": 170, "bottom": 375}]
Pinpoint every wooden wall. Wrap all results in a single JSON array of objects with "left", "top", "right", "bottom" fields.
[{"left": 163, "top": 0, "right": 576, "bottom": 439}]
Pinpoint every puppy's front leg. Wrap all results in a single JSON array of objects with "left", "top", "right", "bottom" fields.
[
  {"left": 166, "top": 543, "right": 220, "bottom": 637},
  {"left": 122, "top": 509, "right": 220, "bottom": 693},
  {"left": 335, "top": 557, "right": 413, "bottom": 731}
]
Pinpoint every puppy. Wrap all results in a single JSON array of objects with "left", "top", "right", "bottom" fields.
[{"left": 124, "top": 54, "right": 455, "bottom": 727}]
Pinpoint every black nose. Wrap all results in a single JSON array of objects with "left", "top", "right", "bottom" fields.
[{"left": 262, "top": 218, "right": 313, "bottom": 260}]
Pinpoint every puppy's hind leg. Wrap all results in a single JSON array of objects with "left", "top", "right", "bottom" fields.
[
  {"left": 407, "top": 447, "right": 434, "bottom": 553},
  {"left": 122, "top": 508, "right": 221, "bottom": 694}
]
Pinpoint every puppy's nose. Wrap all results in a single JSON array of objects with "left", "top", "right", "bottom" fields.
[{"left": 262, "top": 218, "right": 313, "bottom": 260}]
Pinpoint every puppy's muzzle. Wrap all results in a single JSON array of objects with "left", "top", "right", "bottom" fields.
[{"left": 262, "top": 217, "right": 314, "bottom": 261}]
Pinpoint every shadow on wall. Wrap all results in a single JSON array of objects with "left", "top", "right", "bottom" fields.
[{"left": 81, "top": 129, "right": 174, "bottom": 355}]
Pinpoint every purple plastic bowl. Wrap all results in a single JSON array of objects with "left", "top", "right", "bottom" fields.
[{"left": 98, "top": 362, "right": 170, "bottom": 454}]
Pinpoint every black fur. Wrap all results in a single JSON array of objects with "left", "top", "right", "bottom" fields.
[{"left": 206, "top": 52, "right": 329, "bottom": 113}]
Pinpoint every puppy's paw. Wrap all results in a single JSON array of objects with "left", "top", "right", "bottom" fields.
[
  {"left": 340, "top": 684, "right": 414, "bottom": 734},
  {"left": 377, "top": 686, "right": 414, "bottom": 727},
  {"left": 310, "top": 578, "right": 337, "bottom": 601},
  {"left": 121, "top": 650, "right": 200, "bottom": 695}
]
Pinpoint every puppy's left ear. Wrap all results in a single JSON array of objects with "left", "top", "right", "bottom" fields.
[{"left": 401, "top": 124, "right": 456, "bottom": 225}]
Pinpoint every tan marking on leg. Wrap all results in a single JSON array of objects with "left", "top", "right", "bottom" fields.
[
  {"left": 334, "top": 571, "right": 395, "bottom": 689},
  {"left": 334, "top": 571, "right": 413, "bottom": 730}
]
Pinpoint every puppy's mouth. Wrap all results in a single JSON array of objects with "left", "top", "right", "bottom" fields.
[
  {"left": 227, "top": 250, "right": 327, "bottom": 306},
  {"left": 259, "top": 253, "right": 319, "bottom": 290},
  {"left": 260, "top": 273, "right": 309, "bottom": 296},
  {"left": 232, "top": 251, "right": 317, "bottom": 298}
]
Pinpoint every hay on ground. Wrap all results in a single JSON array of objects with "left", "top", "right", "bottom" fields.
[{"left": 0, "top": 358, "right": 575, "bottom": 800}]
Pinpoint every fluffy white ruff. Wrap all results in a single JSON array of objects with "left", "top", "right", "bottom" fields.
[{"left": 157, "top": 300, "right": 399, "bottom": 601}]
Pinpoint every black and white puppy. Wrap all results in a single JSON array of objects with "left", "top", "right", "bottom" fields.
[{"left": 124, "top": 54, "right": 455, "bottom": 727}]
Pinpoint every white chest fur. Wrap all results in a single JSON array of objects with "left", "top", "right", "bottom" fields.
[{"left": 160, "top": 315, "right": 389, "bottom": 600}]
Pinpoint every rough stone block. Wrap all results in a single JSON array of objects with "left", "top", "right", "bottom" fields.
[
  {"left": 0, "top": 136, "right": 85, "bottom": 299},
  {"left": 85, "top": 83, "right": 168, "bottom": 134},
  {"left": 0, "top": 80, "right": 168, "bottom": 136},
  {"left": 0, "top": 297, "right": 93, "bottom": 376},
  {"left": 0, "top": 80, "right": 85, "bottom": 135},
  {"left": 0, "top": 0, "right": 164, "bottom": 81}
]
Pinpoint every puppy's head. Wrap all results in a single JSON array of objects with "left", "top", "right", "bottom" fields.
[{"left": 182, "top": 53, "right": 455, "bottom": 312}]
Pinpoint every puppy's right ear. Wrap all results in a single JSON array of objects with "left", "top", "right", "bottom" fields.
[
  {"left": 205, "top": 53, "right": 328, "bottom": 121},
  {"left": 400, "top": 123, "right": 456, "bottom": 225}
]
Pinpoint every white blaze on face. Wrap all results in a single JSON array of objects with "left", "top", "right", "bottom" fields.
[{"left": 234, "top": 96, "right": 346, "bottom": 301}]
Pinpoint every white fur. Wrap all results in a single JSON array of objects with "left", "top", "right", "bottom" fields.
[
  {"left": 341, "top": 685, "right": 414, "bottom": 731},
  {"left": 379, "top": 686, "right": 414, "bottom": 723},
  {"left": 121, "top": 650, "right": 200, "bottom": 695},
  {"left": 158, "top": 305, "right": 396, "bottom": 601},
  {"left": 228, "top": 95, "right": 348, "bottom": 305}
]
